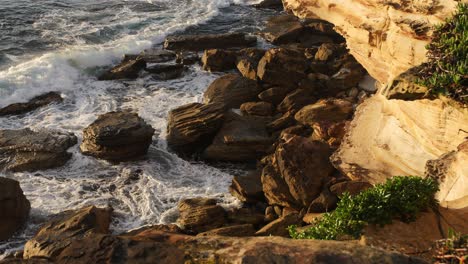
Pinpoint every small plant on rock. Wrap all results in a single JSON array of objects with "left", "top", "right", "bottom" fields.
[
  {"left": 289, "top": 176, "right": 439, "bottom": 240},
  {"left": 417, "top": 3, "right": 467, "bottom": 104}
]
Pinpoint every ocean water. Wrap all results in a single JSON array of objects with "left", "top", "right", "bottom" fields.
[{"left": 0, "top": 0, "right": 278, "bottom": 256}]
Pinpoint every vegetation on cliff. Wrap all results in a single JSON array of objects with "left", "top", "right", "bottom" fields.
[
  {"left": 417, "top": 3, "right": 467, "bottom": 104},
  {"left": 289, "top": 176, "right": 439, "bottom": 240}
]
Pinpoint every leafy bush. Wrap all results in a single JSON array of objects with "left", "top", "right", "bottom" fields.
[
  {"left": 417, "top": 3, "right": 467, "bottom": 104},
  {"left": 289, "top": 176, "right": 439, "bottom": 240}
]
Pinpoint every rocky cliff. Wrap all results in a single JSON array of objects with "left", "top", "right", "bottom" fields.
[{"left": 282, "top": 0, "right": 461, "bottom": 84}]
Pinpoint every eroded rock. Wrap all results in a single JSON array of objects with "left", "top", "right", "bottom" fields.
[
  {"left": 229, "top": 170, "right": 265, "bottom": 203},
  {"left": 0, "top": 92, "right": 63, "bottom": 117},
  {"left": 240, "top": 101, "right": 274, "bottom": 116},
  {"left": 0, "top": 178, "right": 30, "bottom": 241},
  {"left": 98, "top": 58, "right": 146, "bottom": 80},
  {"left": 177, "top": 198, "right": 227, "bottom": 234},
  {"left": 202, "top": 49, "right": 237, "bottom": 72}
]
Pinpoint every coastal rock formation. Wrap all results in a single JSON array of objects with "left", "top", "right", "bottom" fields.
[
  {"left": 177, "top": 198, "right": 227, "bottom": 234},
  {"left": 201, "top": 49, "right": 237, "bottom": 72},
  {"left": 0, "top": 128, "right": 77, "bottom": 172},
  {"left": 137, "top": 49, "right": 176, "bottom": 63},
  {"left": 0, "top": 92, "right": 62, "bottom": 117},
  {"left": 166, "top": 102, "right": 225, "bottom": 154},
  {"left": 203, "top": 74, "right": 261, "bottom": 109},
  {"left": 295, "top": 98, "right": 353, "bottom": 125},
  {"left": 80, "top": 111, "right": 155, "bottom": 161},
  {"left": 229, "top": 170, "right": 265, "bottom": 203},
  {"left": 203, "top": 113, "right": 273, "bottom": 162},
  {"left": 257, "top": 48, "right": 308, "bottom": 87},
  {"left": 240, "top": 101, "right": 274, "bottom": 116},
  {"left": 98, "top": 58, "right": 146, "bottom": 80},
  {"left": 145, "top": 63, "right": 185, "bottom": 80},
  {"left": 331, "top": 96, "right": 468, "bottom": 189},
  {"left": 236, "top": 48, "right": 266, "bottom": 80},
  {"left": 282, "top": 0, "right": 460, "bottom": 84},
  {"left": 0, "top": 178, "right": 30, "bottom": 241},
  {"left": 164, "top": 32, "right": 256, "bottom": 51},
  {"left": 16, "top": 205, "right": 427, "bottom": 264},
  {"left": 426, "top": 140, "right": 468, "bottom": 209}
]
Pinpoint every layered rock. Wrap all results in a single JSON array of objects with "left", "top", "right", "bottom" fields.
[
  {"left": 164, "top": 32, "right": 256, "bottom": 51},
  {"left": 0, "top": 92, "right": 62, "bottom": 117},
  {"left": 282, "top": 0, "right": 460, "bottom": 84},
  {"left": 201, "top": 49, "right": 237, "bottom": 72},
  {"left": 0, "top": 178, "right": 30, "bottom": 241},
  {"left": 145, "top": 63, "right": 185, "bottom": 80},
  {"left": 98, "top": 58, "right": 146, "bottom": 80},
  {"left": 257, "top": 48, "right": 308, "bottom": 87},
  {"left": 203, "top": 113, "right": 273, "bottom": 162},
  {"left": 177, "top": 198, "right": 227, "bottom": 234},
  {"left": 331, "top": 96, "right": 468, "bottom": 188},
  {"left": 203, "top": 74, "right": 261, "bottom": 109},
  {"left": 166, "top": 102, "right": 225, "bottom": 154},
  {"left": 236, "top": 48, "right": 266, "bottom": 80},
  {"left": 229, "top": 170, "right": 265, "bottom": 203},
  {"left": 80, "top": 111, "right": 155, "bottom": 161},
  {"left": 0, "top": 128, "right": 77, "bottom": 172}
]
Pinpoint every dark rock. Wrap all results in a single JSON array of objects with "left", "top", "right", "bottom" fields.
[
  {"left": 315, "top": 43, "right": 343, "bottom": 61},
  {"left": 258, "top": 86, "right": 294, "bottom": 105},
  {"left": 0, "top": 128, "right": 77, "bottom": 172},
  {"left": 138, "top": 49, "right": 176, "bottom": 63},
  {"left": 265, "top": 206, "right": 278, "bottom": 222},
  {"left": 261, "top": 162, "right": 297, "bottom": 208},
  {"left": 307, "top": 188, "right": 338, "bottom": 213},
  {"left": 236, "top": 48, "right": 266, "bottom": 80},
  {"left": 329, "top": 181, "right": 373, "bottom": 197},
  {"left": 80, "top": 111, "right": 155, "bottom": 161},
  {"left": 177, "top": 198, "right": 227, "bottom": 234},
  {"left": 197, "top": 224, "right": 256, "bottom": 237},
  {"left": 257, "top": 48, "right": 309, "bottom": 87},
  {"left": 260, "top": 15, "right": 304, "bottom": 45},
  {"left": 166, "top": 102, "right": 225, "bottom": 154},
  {"left": 277, "top": 89, "right": 316, "bottom": 113},
  {"left": 0, "top": 92, "right": 63, "bottom": 117},
  {"left": 176, "top": 51, "right": 200, "bottom": 65},
  {"left": 280, "top": 125, "right": 312, "bottom": 138},
  {"left": 178, "top": 197, "right": 217, "bottom": 211},
  {"left": 145, "top": 63, "right": 185, "bottom": 80},
  {"left": 164, "top": 32, "right": 256, "bottom": 51},
  {"left": 267, "top": 111, "right": 296, "bottom": 132},
  {"left": 254, "top": 0, "right": 283, "bottom": 9},
  {"left": 229, "top": 170, "right": 265, "bottom": 203},
  {"left": 226, "top": 207, "right": 265, "bottom": 226},
  {"left": 0, "top": 178, "right": 30, "bottom": 241},
  {"left": 203, "top": 74, "right": 261, "bottom": 109},
  {"left": 98, "top": 58, "right": 146, "bottom": 80},
  {"left": 201, "top": 49, "right": 237, "bottom": 72},
  {"left": 295, "top": 98, "right": 354, "bottom": 125},
  {"left": 240, "top": 101, "right": 274, "bottom": 116},
  {"left": 255, "top": 213, "right": 301, "bottom": 237},
  {"left": 203, "top": 113, "right": 273, "bottom": 162}
]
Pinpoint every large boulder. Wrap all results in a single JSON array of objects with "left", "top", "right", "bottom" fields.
[
  {"left": 331, "top": 96, "right": 468, "bottom": 187},
  {"left": 164, "top": 32, "right": 256, "bottom": 51},
  {"left": 0, "top": 178, "right": 30, "bottom": 241},
  {"left": 203, "top": 113, "right": 273, "bottom": 162},
  {"left": 295, "top": 98, "right": 354, "bottom": 125},
  {"left": 145, "top": 63, "right": 185, "bottom": 80},
  {"left": 277, "top": 89, "right": 316, "bottom": 113},
  {"left": 258, "top": 86, "right": 294, "bottom": 105},
  {"left": 177, "top": 198, "right": 227, "bottom": 234},
  {"left": 98, "top": 58, "right": 146, "bottom": 80},
  {"left": 229, "top": 170, "right": 265, "bottom": 203},
  {"left": 0, "top": 92, "right": 62, "bottom": 117},
  {"left": 201, "top": 49, "right": 237, "bottom": 72},
  {"left": 236, "top": 48, "right": 266, "bottom": 80},
  {"left": 166, "top": 102, "right": 225, "bottom": 154},
  {"left": 240, "top": 101, "right": 274, "bottom": 116},
  {"left": 80, "top": 111, "right": 155, "bottom": 161},
  {"left": 257, "top": 48, "right": 309, "bottom": 87},
  {"left": 0, "top": 128, "right": 77, "bottom": 172},
  {"left": 255, "top": 213, "right": 301, "bottom": 237},
  {"left": 203, "top": 74, "right": 261, "bottom": 109}
]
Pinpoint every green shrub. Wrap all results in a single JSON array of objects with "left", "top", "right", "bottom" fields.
[
  {"left": 417, "top": 3, "right": 467, "bottom": 104},
  {"left": 289, "top": 176, "right": 439, "bottom": 240}
]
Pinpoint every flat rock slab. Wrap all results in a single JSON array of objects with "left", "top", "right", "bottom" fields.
[
  {"left": 145, "top": 63, "right": 185, "bottom": 80},
  {"left": 0, "top": 128, "right": 77, "bottom": 172},
  {"left": 0, "top": 92, "right": 62, "bottom": 117},
  {"left": 164, "top": 32, "right": 257, "bottom": 51},
  {"left": 80, "top": 111, "right": 155, "bottom": 161},
  {"left": 98, "top": 58, "right": 146, "bottom": 80},
  {"left": 137, "top": 49, "right": 176, "bottom": 63}
]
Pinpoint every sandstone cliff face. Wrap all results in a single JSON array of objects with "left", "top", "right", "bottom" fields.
[{"left": 282, "top": 0, "right": 460, "bottom": 84}]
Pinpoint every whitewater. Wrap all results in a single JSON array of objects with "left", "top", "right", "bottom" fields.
[{"left": 0, "top": 0, "right": 277, "bottom": 256}]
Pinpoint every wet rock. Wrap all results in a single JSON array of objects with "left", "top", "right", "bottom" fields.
[
  {"left": 0, "top": 92, "right": 63, "bottom": 117},
  {"left": 201, "top": 49, "right": 237, "bottom": 72},
  {"left": 277, "top": 89, "right": 316, "bottom": 113},
  {"left": 145, "top": 63, "right": 185, "bottom": 80},
  {"left": 137, "top": 49, "right": 176, "bottom": 63},
  {"left": 236, "top": 48, "right": 266, "bottom": 80},
  {"left": 177, "top": 198, "right": 227, "bottom": 234},
  {"left": 229, "top": 170, "right": 265, "bottom": 203},
  {"left": 295, "top": 98, "right": 354, "bottom": 125},
  {"left": 0, "top": 178, "right": 30, "bottom": 241},
  {"left": 240, "top": 101, "right": 273, "bottom": 116},
  {"left": 164, "top": 32, "right": 256, "bottom": 51},
  {"left": 203, "top": 74, "right": 261, "bottom": 110},
  {"left": 329, "top": 181, "right": 373, "bottom": 197},
  {"left": 197, "top": 224, "right": 256, "bottom": 237},
  {"left": 166, "top": 102, "right": 225, "bottom": 154},
  {"left": 23, "top": 206, "right": 112, "bottom": 259},
  {"left": 203, "top": 113, "right": 273, "bottom": 162},
  {"left": 257, "top": 48, "right": 308, "bottom": 87},
  {"left": 254, "top": 0, "right": 283, "bottom": 9},
  {"left": 0, "top": 128, "right": 77, "bottom": 172},
  {"left": 255, "top": 213, "right": 301, "bottom": 237},
  {"left": 258, "top": 86, "right": 293, "bottom": 105},
  {"left": 98, "top": 58, "right": 146, "bottom": 80},
  {"left": 80, "top": 111, "right": 155, "bottom": 161},
  {"left": 176, "top": 51, "right": 200, "bottom": 65}
]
